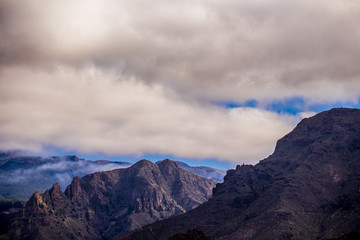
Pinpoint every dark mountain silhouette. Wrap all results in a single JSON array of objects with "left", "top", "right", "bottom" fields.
[
  {"left": 3, "top": 159, "right": 216, "bottom": 240},
  {"left": 167, "top": 228, "right": 215, "bottom": 240},
  {"left": 119, "top": 108, "right": 360, "bottom": 240},
  {"left": 0, "top": 153, "right": 131, "bottom": 200},
  {"left": 156, "top": 160, "right": 226, "bottom": 182}
]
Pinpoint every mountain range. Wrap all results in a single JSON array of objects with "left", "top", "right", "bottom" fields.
[
  {"left": 2, "top": 159, "right": 216, "bottom": 240},
  {"left": 0, "top": 153, "right": 225, "bottom": 201},
  {"left": 119, "top": 108, "right": 360, "bottom": 240}
]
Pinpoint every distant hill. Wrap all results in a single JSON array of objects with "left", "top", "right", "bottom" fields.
[
  {"left": 0, "top": 153, "right": 131, "bottom": 200},
  {"left": 119, "top": 108, "right": 360, "bottom": 240},
  {"left": 3, "top": 159, "right": 216, "bottom": 240},
  {"left": 156, "top": 160, "right": 226, "bottom": 182}
]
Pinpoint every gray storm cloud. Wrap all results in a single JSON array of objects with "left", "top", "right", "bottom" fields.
[{"left": 0, "top": 0, "right": 359, "bottom": 163}]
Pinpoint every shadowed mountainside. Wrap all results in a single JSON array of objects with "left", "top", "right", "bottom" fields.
[
  {"left": 119, "top": 108, "right": 360, "bottom": 240},
  {"left": 4, "top": 159, "right": 216, "bottom": 240}
]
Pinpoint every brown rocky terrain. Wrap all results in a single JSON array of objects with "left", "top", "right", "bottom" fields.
[
  {"left": 119, "top": 108, "right": 360, "bottom": 240},
  {"left": 4, "top": 159, "right": 216, "bottom": 240}
]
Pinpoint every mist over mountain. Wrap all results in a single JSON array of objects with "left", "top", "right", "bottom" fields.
[
  {"left": 0, "top": 153, "right": 131, "bottom": 200},
  {"left": 3, "top": 159, "right": 216, "bottom": 240},
  {"left": 119, "top": 108, "right": 360, "bottom": 240}
]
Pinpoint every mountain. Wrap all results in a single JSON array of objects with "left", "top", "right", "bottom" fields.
[
  {"left": 0, "top": 153, "right": 131, "bottom": 200},
  {"left": 3, "top": 159, "right": 216, "bottom": 240},
  {"left": 156, "top": 160, "right": 226, "bottom": 182},
  {"left": 119, "top": 108, "right": 360, "bottom": 240},
  {"left": 0, "top": 151, "right": 224, "bottom": 201}
]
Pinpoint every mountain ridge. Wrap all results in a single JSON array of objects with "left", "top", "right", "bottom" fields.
[
  {"left": 4, "top": 159, "right": 216, "bottom": 240},
  {"left": 0, "top": 154, "right": 225, "bottom": 201},
  {"left": 118, "top": 108, "right": 360, "bottom": 240}
]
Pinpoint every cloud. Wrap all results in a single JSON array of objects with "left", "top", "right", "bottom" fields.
[
  {"left": 0, "top": 65, "right": 296, "bottom": 163},
  {"left": 0, "top": 0, "right": 359, "bottom": 163},
  {"left": 1, "top": 0, "right": 359, "bottom": 104}
]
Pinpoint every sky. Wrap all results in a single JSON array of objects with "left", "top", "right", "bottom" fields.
[{"left": 0, "top": 0, "right": 359, "bottom": 170}]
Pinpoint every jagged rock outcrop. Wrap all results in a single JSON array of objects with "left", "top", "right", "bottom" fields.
[
  {"left": 5, "top": 160, "right": 216, "bottom": 240},
  {"left": 119, "top": 108, "right": 360, "bottom": 240}
]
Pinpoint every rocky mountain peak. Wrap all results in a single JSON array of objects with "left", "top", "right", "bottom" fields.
[
  {"left": 134, "top": 159, "right": 153, "bottom": 166},
  {"left": 157, "top": 159, "right": 181, "bottom": 173},
  {"left": 158, "top": 159, "right": 178, "bottom": 167},
  {"left": 64, "top": 176, "right": 89, "bottom": 204},
  {"left": 48, "top": 182, "right": 62, "bottom": 198},
  {"left": 156, "top": 159, "right": 226, "bottom": 182},
  {"left": 26, "top": 191, "right": 42, "bottom": 208},
  {"left": 64, "top": 176, "right": 80, "bottom": 197},
  {"left": 272, "top": 108, "right": 360, "bottom": 160}
]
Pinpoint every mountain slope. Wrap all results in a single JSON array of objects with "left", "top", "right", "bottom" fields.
[
  {"left": 157, "top": 160, "right": 226, "bottom": 182},
  {"left": 119, "top": 108, "right": 360, "bottom": 240},
  {"left": 5, "top": 159, "right": 216, "bottom": 240},
  {"left": 0, "top": 153, "right": 130, "bottom": 200}
]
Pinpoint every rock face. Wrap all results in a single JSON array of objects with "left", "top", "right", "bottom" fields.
[
  {"left": 119, "top": 108, "right": 360, "bottom": 240},
  {"left": 5, "top": 159, "right": 216, "bottom": 240},
  {"left": 162, "top": 161, "right": 226, "bottom": 182}
]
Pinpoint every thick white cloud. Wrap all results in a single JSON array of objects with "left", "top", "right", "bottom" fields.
[
  {"left": 0, "top": 65, "right": 296, "bottom": 163},
  {"left": 0, "top": 0, "right": 359, "bottom": 163}
]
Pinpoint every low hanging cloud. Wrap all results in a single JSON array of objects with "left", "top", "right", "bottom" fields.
[
  {"left": 0, "top": 0, "right": 359, "bottom": 163},
  {"left": 0, "top": 156, "right": 130, "bottom": 200},
  {"left": 1, "top": 159, "right": 127, "bottom": 186}
]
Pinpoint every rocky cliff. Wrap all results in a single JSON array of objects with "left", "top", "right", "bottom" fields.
[
  {"left": 119, "top": 108, "right": 360, "bottom": 240},
  {"left": 5, "top": 159, "right": 216, "bottom": 240}
]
